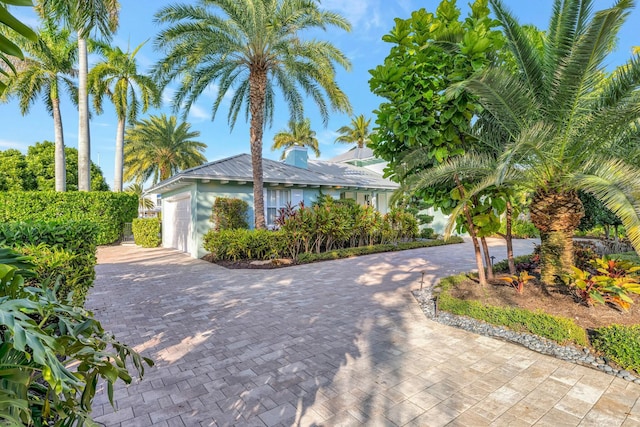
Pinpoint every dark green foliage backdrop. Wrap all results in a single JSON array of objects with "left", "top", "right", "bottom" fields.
[{"left": 0, "top": 191, "right": 138, "bottom": 245}]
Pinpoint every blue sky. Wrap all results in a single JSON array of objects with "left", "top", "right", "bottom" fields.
[{"left": 2, "top": 0, "right": 639, "bottom": 189}]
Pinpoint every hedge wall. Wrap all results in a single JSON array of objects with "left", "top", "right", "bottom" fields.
[
  {"left": 0, "top": 191, "right": 138, "bottom": 245},
  {"left": 132, "top": 218, "right": 161, "bottom": 248}
]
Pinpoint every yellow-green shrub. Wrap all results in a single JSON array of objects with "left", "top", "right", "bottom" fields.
[{"left": 132, "top": 218, "right": 161, "bottom": 248}]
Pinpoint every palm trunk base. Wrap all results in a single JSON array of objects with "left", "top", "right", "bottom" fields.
[{"left": 539, "top": 230, "right": 574, "bottom": 285}]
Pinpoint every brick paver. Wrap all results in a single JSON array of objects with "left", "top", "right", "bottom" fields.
[{"left": 87, "top": 239, "right": 640, "bottom": 426}]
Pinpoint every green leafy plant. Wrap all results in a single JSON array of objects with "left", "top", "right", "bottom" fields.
[
  {"left": 132, "top": 218, "right": 161, "bottom": 248},
  {"left": 211, "top": 197, "right": 249, "bottom": 231},
  {"left": 498, "top": 271, "right": 535, "bottom": 294},
  {"left": 565, "top": 258, "right": 640, "bottom": 311},
  {"left": 0, "top": 191, "right": 137, "bottom": 245},
  {"left": 0, "top": 248, "right": 153, "bottom": 425},
  {"left": 592, "top": 324, "right": 640, "bottom": 373}
]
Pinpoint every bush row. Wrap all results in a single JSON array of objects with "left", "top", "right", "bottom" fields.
[
  {"left": 437, "top": 275, "right": 640, "bottom": 374},
  {"left": 0, "top": 221, "right": 98, "bottom": 306},
  {"left": 132, "top": 218, "right": 161, "bottom": 248},
  {"left": 0, "top": 191, "right": 138, "bottom": 245}
]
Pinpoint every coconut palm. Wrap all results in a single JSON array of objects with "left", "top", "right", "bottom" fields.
[
  {"left": 126, "top": 183, "right": 155, "bottom": 212},
  {"left": 271, "top": 118, "right": 320, "bottom": 160},
  {"left": 89, "top": 41, "right": 161, "bottom": 192},
  {"left": 334, "top": 114, "right": 372, "bottom": 149},
  {"left": 124, "top": 114, "right": 207, "bottom": 185},
  {"left": 37, "top": 0, "right": 119, "bottom": 191},
  {"left": 153, "top": 0, "right": 352, "bottom": 229},
  {"left": 3, "top": 22, "right": 77, "bottom": 192},
  {"left": 453, "top": 0, "right": 640, "bottom": 283}
]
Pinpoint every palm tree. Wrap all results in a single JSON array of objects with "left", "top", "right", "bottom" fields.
[
  {"left": 335, "top": 114, "right": 372, "bottom": 149},
  {"left": 89, "top": 41, "right": 161, "bottom": 192},
  {"left": 271, "top": 118, "right": 320, "bottom": 160},
  {"left": 153, "top": 0, "right": 352, "bottom": 229},
  {"left": 124, "top": 114, "right": 207, "bottom": 185},
  {"left": 126, "top": 183, "right": 155, "bottom": 213},
  {"left": 3, "top": 22, "right": 77, "bottom": 192},
  {"left": 455, "top": 0, "right": 640, "bottom": 283},
  {"left": 37, "top": 0, "right": 119, "bottom": 191},
  {"left": 8, "top": 21, "right": 78, "bottom": 191},
  {"left": 0, "top": 1, "right": 37, "bottom": 94}
]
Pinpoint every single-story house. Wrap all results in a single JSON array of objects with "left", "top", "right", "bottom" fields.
[{"left": 146, "top": 147, "right": 400, "bottom": 258}]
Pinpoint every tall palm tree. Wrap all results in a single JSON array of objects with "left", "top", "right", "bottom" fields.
[
  {"left": 124, "top": 114, "right": 207, "bottom": 185},
  {"left": 335, "top": 114, "right": 372, "bottom": 149},
  {"left": 271, "top": 118, "right": 320, "bottom": 160},
  {"left": 455, "top": 0, "right": 640, "bottom": 283},
  {"left": 153, "top": 0, "right": 352, "bottom": 229},
  {"left": 89, "top": 41, "right": 161, "bottom": 192},
  {"left": 3, "top": 22, "right": 77, "bottom": 192},
  {"left": 126, "top": 183, "right": 155, "bottom": 212},
  {"left": 37, "top": 0, "right": 119, "bottom": 191}
]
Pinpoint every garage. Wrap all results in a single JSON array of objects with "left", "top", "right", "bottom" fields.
[{"left": 162, "top": 192, "right": 192, "bottom": 254}]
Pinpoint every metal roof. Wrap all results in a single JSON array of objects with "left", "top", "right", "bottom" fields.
[{"left": 146, "top": 153, "right": 398, "bottom": 194}]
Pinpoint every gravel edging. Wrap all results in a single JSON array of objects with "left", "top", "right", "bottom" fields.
[{"left": 413, "top": 286, "right": 640, "bottom": 385}]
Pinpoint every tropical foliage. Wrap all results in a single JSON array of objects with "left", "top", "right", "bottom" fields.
[
  {"left": 2, "top": 21, "right": 77, "bottom": 191},
  {"left": 153, "top": 0, "right": 352, "bottom": 228},
  {"left": 126, "top": 183, "right": 155, "bottom": 211},
  {"left": 0, "top": 0, "right": 38, "bottom": 94},
  {"left": 124, "top": 114, "right": 207, "bottom": 184},
  {"left": 271, "top": 118, "right": 320, "bottom": 160},
  {"left": 89, "top": 40, "right": 161, "bottom": 191},
  {"left": 334, "top": 114, "right": 373, "bottom": 149}
]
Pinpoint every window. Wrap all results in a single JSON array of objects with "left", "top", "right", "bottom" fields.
[{"left": 266, "top": 189, "right": 290, "bottom": 226}]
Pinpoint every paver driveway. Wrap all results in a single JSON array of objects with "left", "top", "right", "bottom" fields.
[{"left": 87, "top": 239, "right": 640, "bottom": 426}]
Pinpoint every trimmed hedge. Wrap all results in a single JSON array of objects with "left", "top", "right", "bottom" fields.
[
  {"left": 297, "top": 237, "right": 464, "bottom": 263},
  {"left": 592, "top": 325, "right": 640, "bottom": 372},
  {"left": 0, "top": 221, "right": 98, "bottom": 306},
  {"left": 0, "top": 191, "right": 138, "bottom": 245},
  {"left": 203, "top": 229, "right": 286, "bottom": 261},
  {"left": 436, "top": 275, "right": 588, "bottom": 346},
  {"left": 211, "top": 197, "right": 249, "bottom": 230},
  {"left": 132, "top": 218, "right": 161, "bottom": 248}
]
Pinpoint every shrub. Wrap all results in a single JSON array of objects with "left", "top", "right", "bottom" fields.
[
  {"left": 0, "top": 191, "right": 137, "bottom": 245},
  {"left": 132, "top": 218, "right": 161, "bottom": 248},
  {"left": 592, "top": 325, "right": 640, "bottom": 373},
  {"left": 0, "top": 221, "right": 98, "bottom": 306},
  {"left": 203, "top": 229, "right": 287, "bottom": 261},
  {"left": 436, "top": 276, "right": 588, "bottom": 346},
  {"left": 420, "top": 227, "right": 437, "bottom": 239},
  {"left": 211, "top": 197, "right": 249, "bottom": 230},
  {"left": 0, "top": 248, "right": 153, "bottom": 425},
  {"left": 493, "top": 254, "right": 536, "bottom": 273}
]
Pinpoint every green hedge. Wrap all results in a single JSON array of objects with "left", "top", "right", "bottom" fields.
[
  {"left": 0, "top": 221, "right": 98, "bottom": 306},
  {"left": 592, "top": 325, "right": 640, "bottom": 372},
  {"left": 0, "top": 191, "right": 138, "bottom": 245},
  {"left": 436, "top": 275, "right": 588, "bottom": 346},
  {"left": 132, "top": 218, "right": 161, "bottom": 248},
  {"left": 297, "top": 237, "right": 464, "bottom": 263},
  {"left": 211, "top": 197, "right": 249, "bottom": 230},
  {"left": 203, "top": 229, "right": 286, "bottom": 261}
]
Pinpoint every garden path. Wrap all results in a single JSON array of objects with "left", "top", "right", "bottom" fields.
[{"left": 87, "top": 238, "right": 640, "bottom": 426}]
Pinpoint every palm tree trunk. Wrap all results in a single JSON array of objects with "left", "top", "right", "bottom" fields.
[
  {"left": 77, "top": 35, "right": 91, "bottom": 191},
  {"left": 52, "top": 96, "right": 66, "bottom": 192},
  {"left": 480, "top": 236, "right": 494, "bottom": 280},
  {"left": 249, "top": 67, "right": 267, "bottom": 229},
  {"left": 455, "top": 175, "right": 487, "bottom": 286},
  {"left": 114, "top": 117, "right": 125, "bottom": 192},
  {"left": 505, "top": 199, "right": 516, "bottom": 275},
  {"left": 530, "top": 189, "right": 584, "bottom": 285}
]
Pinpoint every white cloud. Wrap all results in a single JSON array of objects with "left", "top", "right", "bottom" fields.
[
  {"left": 188, "top": 104, "right": 210, "bottom": 121},
  {"left": 322, "top": 0, "right": 383, "bottom": 31},
  {"left": 0, "top": 139, "right": 28, "bottom": 152}
]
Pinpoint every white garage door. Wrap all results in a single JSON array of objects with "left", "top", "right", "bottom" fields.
[{"left": 163, "top": 193, "right": 191, "bottom": 254}]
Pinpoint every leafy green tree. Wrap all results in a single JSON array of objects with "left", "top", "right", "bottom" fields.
[
  {"left": 369, "top": 0, "right": 505, "bottom": 285},
  {"left": 334, "top": 114, "right": 373, "bottom": 149},
  {"left": 454, "top": 0, "right": 640, "bottom": 283},
  {"left": 0, "top": 148, "right": 35, "bottom": 190},
  {"left": 4, "top": 21, "right": 77, "bottom": 191},
  {"left": 0, "top": 0, "right": 38, "bottom": 94},
  {"left": 153, "top": 0, "right": 352, "bottom": 229},
  {"left": 578, "top": 191, "right": 623, "bottom": 239},
  {"left": 24, "top": 141, "right": 109, "bottom": 191},
  {"left": 37, "top": 0, "right": 120, "bottom": 191},
  {"left": 124, "top": 114, "right": 207, "bottom": 185},
  {"left": 89, "top": 40, "right": 161, "bottom": 192},
  {"left": 271, "top": 118, "right": 320, "bottom": 160}
]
